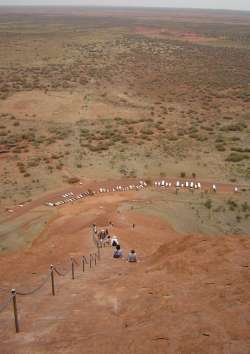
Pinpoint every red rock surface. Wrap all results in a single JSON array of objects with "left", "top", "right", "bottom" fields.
[{"left": 0, "top": 191, "right": 250, "bottom": 354}]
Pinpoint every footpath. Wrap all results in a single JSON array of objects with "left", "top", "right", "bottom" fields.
[
  {"left": 1, "top": 209, "right": 250, "bottom": 354},
  {"left": 0, "top": 214, "right": 162, "bottom": 354},
  {"left": 0, "top": 244, "right": 132, "bottom": 354}
]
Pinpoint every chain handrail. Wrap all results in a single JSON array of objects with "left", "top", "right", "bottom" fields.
[
  {"left": 0, "top": 225, "right": 102, "bottom": 333},
  {"left": 53, "top": 266, "right": 69, "bottom": 277},
  {"left": 83, "top": 256, "right": 89, "bottom": 264},
  {"left": 72, "top": 257, "right": 79, "bottom": 266},
  {"left": 0, "top": 294, "right": 13, "bottom": 313},
  {"left": 16, "top": 273, "right": 51, "bottom": 296}
]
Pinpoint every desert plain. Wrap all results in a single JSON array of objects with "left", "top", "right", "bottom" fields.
[{"left": 0, "top": 6, "right": 250, "bottom": 354}]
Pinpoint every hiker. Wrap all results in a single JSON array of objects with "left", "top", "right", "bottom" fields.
[
  {"left": 127, "top": 250, "right": 137, "bottom": 262},
  {"left": 111, "top": 236, "right": 119, "bottom": 247},
  {"left": 98, "top": 230, "right": 104, "bottom": 240},
  {"left": 234, "top": 186, "right": 238, "bottom": 193},
  {"left": 132, "top": 223, "right": 135, "bottom": 229},
  {"left": 93, "top": 224, "right": 97, "bottom": 234},
  {"left": 113, "top": 244, "right": 123, "bottom": 259},
  {"left": 212, "top": 184, "right": 217, "bottom": 193},
  {"left": 104, "top": 235, "right": 111, "bottom": 246}
]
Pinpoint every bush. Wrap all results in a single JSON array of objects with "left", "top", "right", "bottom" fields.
[
  {"left": 241, "top": 202, "right": 249, "bottom": 212},
  {"left": 68, "top": 177, "right": 80, "bottom": 184},
  {"left": 216, "top": 144, "right": 226, "bottom": 152},
  {"left": 220, "top": 122, "right": 247, "bottom": 132},
  {"left": 231, "top": 147, "right": 250, "bottom": 153},
  {"left": 180, "top": 172, "right": 186, "bottom": 178},
  {"left": 226, "top": 153, "right": 249, "bottom": 162},
  {"left": 204, "top": 199, "right": 212, "bottom": 209},
  {"left": 227, "top": 199, "right": 238, "bottom": 211}
]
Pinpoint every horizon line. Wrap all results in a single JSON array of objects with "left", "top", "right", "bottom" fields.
[{"left": 0, "top": 5, "right": 250, "bottom": 13}]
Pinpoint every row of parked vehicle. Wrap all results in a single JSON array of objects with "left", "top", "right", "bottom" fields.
[
  {"left": 46, "top": 190, "right": 92, "bottom": 207},
  {"left": 45, "top": 181, "right": 149, "bottom": 207},
  {"left": 99, "top": 181, "right": 147, "bottom": 193},
  {"left": 154, "top": 180, "right": 202, "bottom": 189}
]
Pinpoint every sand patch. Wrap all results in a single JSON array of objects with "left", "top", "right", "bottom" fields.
[
  {"left": 135, "top": 26, "right": 219, "bottom": 44},
  {"left": 0, "top": 90, "right": 84, "bottom": 123}
]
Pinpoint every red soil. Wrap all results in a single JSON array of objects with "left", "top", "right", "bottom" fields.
[{"left": 0, "top": 189, "right": 250, "bottom": 353}]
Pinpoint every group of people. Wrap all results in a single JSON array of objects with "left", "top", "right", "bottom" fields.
[
  {"left": 111, "top": 236, "right": 137, "bottom": 262},
  {"left": 93, "top": 224, "right": 137, "bottom": 262},
  {"left": 96, "top": 228, "right": 111, "bottom": 247}
]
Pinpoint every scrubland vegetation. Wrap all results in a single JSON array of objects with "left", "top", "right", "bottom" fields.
[{"left": 0, "top": 7, "right": 249, "bottom": 207}]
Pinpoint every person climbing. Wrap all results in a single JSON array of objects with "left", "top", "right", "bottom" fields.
[
  {"left": 127, "top": 250, "right": 137, "bottom": 262},
  {"left": 111, "top": 236, "right": 119, "bottom": 247},
  {"left": 113, "top": 244, "right": 123, "bottom": 259},
  {"left": 105, "top": 235, "right": 111, "bottom": 246}
]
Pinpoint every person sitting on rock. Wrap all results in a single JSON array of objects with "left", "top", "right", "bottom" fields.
[
  {"left": 113, "top": 244, "right": 123, "bottom": 259},
  {"left": 127, "top": 250, "right": 137, "bottom": 262}
]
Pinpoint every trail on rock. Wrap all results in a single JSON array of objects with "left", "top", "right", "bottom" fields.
[{"left": 0, "top": 192, "right": 250, "bottom": 354}]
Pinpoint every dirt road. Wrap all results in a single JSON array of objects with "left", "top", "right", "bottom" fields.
[{"left": 3, "top": 176, "right": 249, "bottom": 221}]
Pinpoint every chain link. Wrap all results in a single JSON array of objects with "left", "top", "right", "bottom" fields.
[
  {"left": 82, "top": 256, "right": 89, "bottom": 264},
  {"left": 16, "top": 273, "right": 51, "bottom": 296},
  {"left": 53, "top": 266, "right": 69, "bottom": 277},
  {"left": 72, "top": 258, "right": 79, "bottom": 265},
  {"left": 0, "top": 226, "right": 100, "bottom": 320},
  {"left": 0, "top": 294, "right": 13, "bottom": 313}
]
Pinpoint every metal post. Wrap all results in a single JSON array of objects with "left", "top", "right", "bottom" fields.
[
  {"left": 11, "top": 289, "right": 19, "bottom": 333},
  {"left": 97, "top": 243, "right": 101, "bottom": 260},
  {"left": 50, "top": 264, "right": 55, "bottom": 296},
  {"left": 89, "top": 254, "right": 92, "bottom": 269},
  {"left": 82, "top": 256, "right": 85, "bottom": 272},
  {"left": 71, "top": 257, "right": 75, "bottom": 280}
]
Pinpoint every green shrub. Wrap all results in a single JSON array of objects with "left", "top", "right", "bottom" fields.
[
  {"left": 241, "top": 202, "right": 249, "bottom": 212},
  {"left": 231, "top": 147, "right": 250, "bottom": 153},
  {"left": 226, "top": 153, "right": 249, "bottom": 162},
  {"left": 227, "top": 199, "right": 238, "bottom": 211},
  {"left": 68, "top": 177, "right": 80, "bottom": 184},
  {"left": 220, "top": 122, "right": 247, "bottom": 132},
  {"left": 216, "top": 144, "right": 226, "bottom": 152},
  {"left": 204, "top": 199, "right": 212, "bottom": 209}
]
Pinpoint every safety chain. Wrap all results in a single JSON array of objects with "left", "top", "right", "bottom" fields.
[
  {"left": 0, "top": 294, "right": 13, "bottom": 314},
  {"left": 53, "top": 266, "right": 69, "bottom": 277},
  {"left": 16, "top": 273, "right": 51, "bottom": 296},
  {"left": 0, "top": 226, "right": 101, "bottom": 333},
  {"left": 71, "top": 257, "right": 79, "bottom": 266}
]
